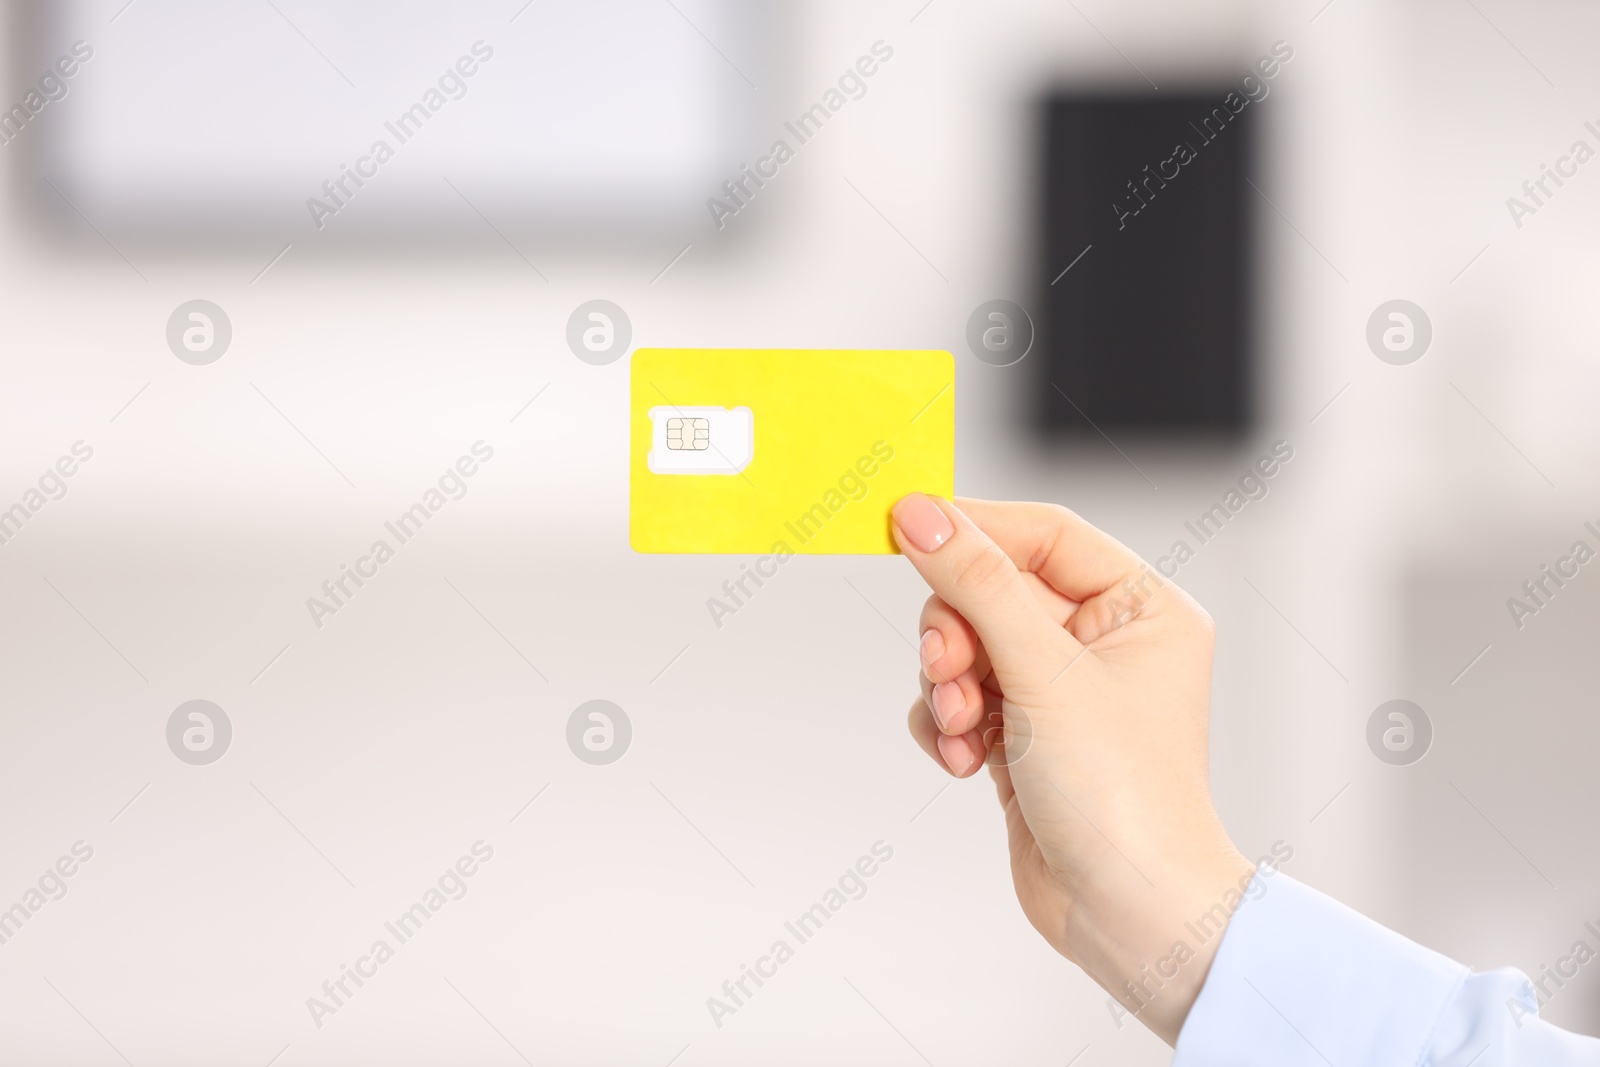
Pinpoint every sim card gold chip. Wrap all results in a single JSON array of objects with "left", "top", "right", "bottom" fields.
[{"left": 666, "top": 417, "right": 710, "bottom": 451}]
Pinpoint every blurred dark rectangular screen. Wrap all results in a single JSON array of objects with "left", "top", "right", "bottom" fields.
[{"left": 1038, "top": 91, "right": 1254, "bottom": 434}]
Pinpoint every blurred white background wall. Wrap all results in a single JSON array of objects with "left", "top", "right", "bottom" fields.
[{"left": 2, "top": 0, "right": 1599, "bottom": 1063}]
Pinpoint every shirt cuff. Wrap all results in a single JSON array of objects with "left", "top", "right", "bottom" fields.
[{"left": 1174, "top": 870, "right": 1466, "bottom": 1066}]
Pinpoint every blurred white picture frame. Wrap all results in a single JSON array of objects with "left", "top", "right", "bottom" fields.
[{"left": 25, "top": 0, "right": 775, "bottom": 249}]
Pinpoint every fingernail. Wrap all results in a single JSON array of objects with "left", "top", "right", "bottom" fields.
[
  {"left": 893, "top": 493, "right": 955, "bottom": 553},
  {"left": 937, "top": 733, "right": 975, "bottom": 776},
  {"left": 931, "top": 681, "right": 962, "bottom": 732},
  {"left": 920, "top": 628, "right": 945, "bottom": 665}
]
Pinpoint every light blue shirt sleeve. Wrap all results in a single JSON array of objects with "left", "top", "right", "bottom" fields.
[{"left": 1174, "top": 871, "right": 1600, "bottom": 1065}]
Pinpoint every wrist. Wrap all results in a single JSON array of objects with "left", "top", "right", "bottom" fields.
[{"left": 1061, "top": 842, "right": 1257, "bottom": 1045}]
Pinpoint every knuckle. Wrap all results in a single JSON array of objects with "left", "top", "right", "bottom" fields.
[
  {"left": 952, "top": 543, "right": 1012, "bottom": 598},
  {"left": 1180, "top": 588, "right": 1216, "bottom": 633},
  {"left": 1175, "top": 598, "right": 1217, "bottom": 642},
  {"left": 1040, "top": 502, "right": 1076, "bottom": 525},
  {"left": 1024, "top": 503, "right": 1076, "bottom": 573}
]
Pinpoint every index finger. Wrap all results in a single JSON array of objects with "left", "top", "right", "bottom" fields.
[{"left": 953, "top": 498, "right": 1149, "bottom": 603}]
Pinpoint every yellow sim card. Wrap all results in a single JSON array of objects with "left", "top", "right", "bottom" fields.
[{"left": 630, "top": 349, "right": 954, "bottom": 554}]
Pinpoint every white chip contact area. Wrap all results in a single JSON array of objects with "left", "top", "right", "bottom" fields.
[{"left": 647, "top": 406, "right": 754, "bottom": 474}]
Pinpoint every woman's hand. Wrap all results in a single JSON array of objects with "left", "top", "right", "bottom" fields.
[{"left": 892, "top": 494, "right": 1255, "bottom": 1045}]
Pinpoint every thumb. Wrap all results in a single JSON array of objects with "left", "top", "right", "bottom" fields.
[{"left": 891, "top": 493, "right": 1081, "bottom": 687}]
